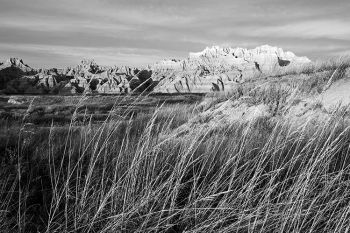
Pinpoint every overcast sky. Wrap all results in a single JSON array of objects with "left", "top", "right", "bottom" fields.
[{"left": 1, "top": 0, "right": 349, "bottom": 68}]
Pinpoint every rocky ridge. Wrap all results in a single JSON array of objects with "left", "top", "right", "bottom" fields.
[
  {"left": 151, "top": 45, "right": 311, "bottom": 93},
  {"left": 0, "top": 45, "right": 311, "bottom": 94},
  {"left": 0, "top": 58, "right": 154, "bottom": 94}
]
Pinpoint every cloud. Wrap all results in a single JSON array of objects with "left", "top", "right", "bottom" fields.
[
  {"left": 0, "top": 0, "right": 349, "bottom": 66},
  {"left": 241, "top": 20, "right": 350, "bottom": 40},
  {"left": 0, "top": 43, "right": 173, "bottom": 68}
]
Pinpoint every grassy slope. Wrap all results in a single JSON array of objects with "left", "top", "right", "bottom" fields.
[{"left": 1, "top": 58, "right": 350, "bottom": 232}]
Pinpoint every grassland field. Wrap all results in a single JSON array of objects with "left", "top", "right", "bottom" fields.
[{"left": 2, "top": 59, "right": 350, "bottom": 232}]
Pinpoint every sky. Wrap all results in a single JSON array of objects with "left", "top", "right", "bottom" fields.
[{"left": 0, "top": 0, "right": 350, "bottom": 68}]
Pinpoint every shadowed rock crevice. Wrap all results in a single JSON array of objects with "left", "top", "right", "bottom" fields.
[{"left": 278, "top": 57, "right": 291, "bottom": 67}]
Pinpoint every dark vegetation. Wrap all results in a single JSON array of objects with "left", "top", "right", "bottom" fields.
[{"left": 0, "top": 94, "right": 203, "bottom": 125}]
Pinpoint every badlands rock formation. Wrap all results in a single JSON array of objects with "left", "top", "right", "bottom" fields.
[
  {"left": 0, "top": 58, "right": 37, "bottom": 90},
  {"left": 0, "top": 58, "right": 153, "bottom": 94},
  {"left": 152, "top": 45, "right": 311, "bottom": 93},
  {"left": 0, "top": 45, "right": 310, "bottom": 94}
]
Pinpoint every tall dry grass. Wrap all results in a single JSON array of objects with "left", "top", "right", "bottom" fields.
[
  {"left": 1, "top": 98, "right": 350, "bottom": 232},
  {"left": 272, "top": 55, "right": 350, "bottom": 77},
  {"left": 1, "top": 59, "right": 350, "bottom": 232}
]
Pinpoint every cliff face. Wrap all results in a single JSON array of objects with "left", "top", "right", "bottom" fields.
[
  {"left": 0, "top": 45, "right": 311, "bottom": 94},
  {"left": 151, "top": 45, "right": 311, "bottom": 93},
  {"left": 156, "top": 45, "right": 310, "bottom": 73}
]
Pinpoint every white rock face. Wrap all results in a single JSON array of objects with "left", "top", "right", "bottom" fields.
[
  {"left": 0, "top": 58, "right": 35, "bottom": 72},
  {"left": 152, "top": 59, "right": 185, "bottom": 71},
  {"left": 157, "top": 45, "right": 310, "bottom": 73},
  {"left": 152, "top": 45, "right": 311, "bottom": 93},
  {"left": 8, "top": 97, "right": 24, "bottom": 105}
]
